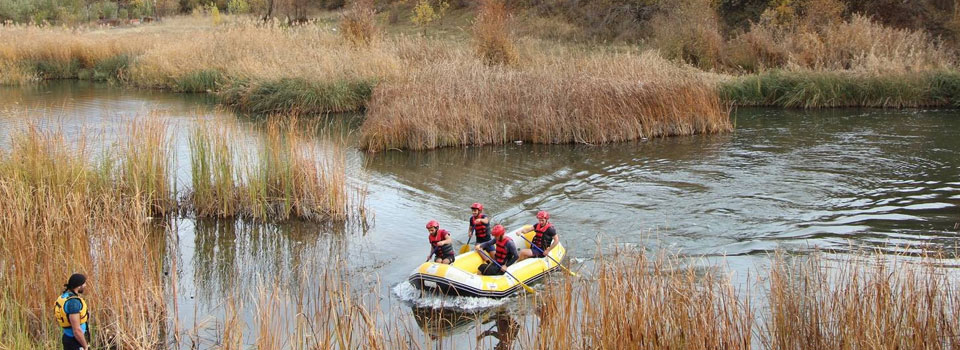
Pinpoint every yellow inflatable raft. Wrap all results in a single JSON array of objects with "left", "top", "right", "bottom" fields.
[{"left": 408, "top": 226, "right": 566, "bottom": 298}]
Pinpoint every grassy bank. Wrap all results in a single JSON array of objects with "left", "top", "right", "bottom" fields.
[
  {"left": 720, "top": 70, "right": 960, "bottom": 108},
  {"left": 4, "top": 1, "right": 960, "bottom": 150},
  {"left": 0, "top": 15, "right": 731, "bottom": 150}
]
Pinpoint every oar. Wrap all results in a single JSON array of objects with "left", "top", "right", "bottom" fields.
[
  {"left": 459, "top": 234, "right": 472, "bottom": 254},
  {"left": 477, "top": 249, "right": 536, "bottom": 295},
  {"left": 517, "top": 234, "right": 578, "bottom": 277}
]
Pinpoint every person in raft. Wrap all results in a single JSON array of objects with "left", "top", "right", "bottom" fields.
[
  {"left": 475, "top": 225, "right": 518, "bottom": 275},
  {"left": 55, "top": 273, "right": 90, "bottom": 350},
  {"left": 518, "top": 210, "right": 559, "bottom": 261},
  {"left": 426, "top": 220, "right": 456, "bottom": 264},
  {"left": 468, "top": 202, "right": 492, "bottom": 245}
]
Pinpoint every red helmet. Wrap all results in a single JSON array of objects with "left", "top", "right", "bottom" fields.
[
  {"left": 537, "top": 211, "right": 550, "bottom": 220},
  {"left": 426, "top": 220, "right": 439, "bottom": 229},
  {"left": 491, "top": 224, "right": 505, "bottom": 236},
  {"left": 471, "top": 202, "right": 483, "bottom": 211}
]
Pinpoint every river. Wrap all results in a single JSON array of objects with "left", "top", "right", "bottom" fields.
[{"left": 2, "top": 81, "right": 959, "bottom": 349}]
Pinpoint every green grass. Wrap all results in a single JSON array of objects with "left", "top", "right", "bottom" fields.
[
  {"left": 30, "top": 58, "right": 81, "bottom": 79},
  {"left": 720, "top": 70, "right": 960, "bottom": 108},
  {"left": 27, "top": 54, "right": 130, "bottom": 82},
  {"left": 175, "top": 69, "right": 225, "bottom": 93},
  {"left": 92, "top": 54, "right": 130, "bottom": 82},
  {"left": 219, "top": 77, "right": 377, "bottom": 115}
]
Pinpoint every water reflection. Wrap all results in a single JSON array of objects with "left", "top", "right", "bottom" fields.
[
  {"left": 411, "top": 305, "right": 519, "bottom": 349},
  {"left": 188, "top": 219, "right": 351, "bottom": 305}
]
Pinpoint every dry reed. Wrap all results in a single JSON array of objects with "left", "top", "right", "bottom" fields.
[
  {"left": 538, "top": 251, "right": 754, "bottom": 349},
  {"left": 472, "top": 0, "right": 517, "bottom": 66},
  {"left": 359, "top": 53, "right": 731, "bottom": 151},
  {"left": 189, "top": 117, "right": 358, "bottom": 222},
  {"left": 762, "top": 251, "right": 960, "bottom": 350},
  {"left": 341, "top": 0, "right": 378, "bottom": 47},
  {"left": 0, "top": 125, "right": 166, "bottom": 349}
]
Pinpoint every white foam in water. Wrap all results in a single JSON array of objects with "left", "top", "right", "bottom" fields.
[{"left": 392, "top": 282, "right": 507, "bottom": 311}]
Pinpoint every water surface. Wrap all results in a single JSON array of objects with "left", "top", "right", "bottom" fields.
[{"left": 3, "top": 81, "right": 959, "bottom": 348}]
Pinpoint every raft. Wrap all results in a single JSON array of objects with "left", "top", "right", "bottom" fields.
[{"left": 408, "top": 226, "right": 566, "bottom": 298}]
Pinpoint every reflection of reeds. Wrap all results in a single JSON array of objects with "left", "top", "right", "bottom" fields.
[{"left": 0, "top": 125, "right": 166, "bottom": 349}]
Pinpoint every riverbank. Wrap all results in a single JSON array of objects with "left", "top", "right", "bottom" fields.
[
  {"left": 2, "top": 15, "right": 732, "bottom": 151},
  {"left": 3, "top": 4, "right": 960, "bottom": 150}
]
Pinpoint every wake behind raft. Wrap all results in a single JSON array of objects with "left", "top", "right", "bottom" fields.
[{"left": 408, "top": 226, "right": 567, "bottom": 298}]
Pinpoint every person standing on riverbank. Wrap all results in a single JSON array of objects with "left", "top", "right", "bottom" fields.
[
  {"left": 427, "top": 220, "right": 456, "bottom": 264},
  {"left": 54, "top": 273, "right": 90, "bottom": 350},
  {"left": 468, "top": 203, "right": 492, "bottom": 245},
  {"left": 518, "top": 211, "right": 558, "bottom": 261},
  {"left": 476, "top": 225, "right": 518, "bottom": 275}
]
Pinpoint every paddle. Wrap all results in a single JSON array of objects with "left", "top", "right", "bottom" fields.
[
  {"left": 425, "top": 248, "right": 435, "bottom": 263},
  {"left": 459, "top": 233, "right": 472, "bottom": 254},
  {"left": 517, "top": 233, "right": 578, "bottom": 277},
  {"left": 477, "top": 249, "right": 536, "bottom": 295}
]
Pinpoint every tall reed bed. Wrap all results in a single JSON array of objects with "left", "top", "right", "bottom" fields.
[
  {"left": 189, "top": 117, "right": 359, "bottom": 222},
  {"left": 359, "top": 54, "right": 731, "bottom": 151},
  {"left": 537, "top": 251, "right": 754, "bottom": 349},
  {"left": 763, "top": 252, "right": 960, "bottom": 349},
  {"left": 0, "top": 124, "right": 167, "bottom": 349}
]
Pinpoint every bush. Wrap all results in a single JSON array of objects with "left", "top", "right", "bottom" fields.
[
  {"left": 340, "top": 0, "right": 377, "bottom": 46},
  {"left": 473, "top": 0, "right": 517, "bottom": 66},
  {"left": 648, "top": 0, "right": 725, "bottom": 70},
  {"left": 227, "top": 0, "right": 249, "bottom": 14}
]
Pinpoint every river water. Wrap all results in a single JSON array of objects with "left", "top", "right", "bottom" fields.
[{"left": 2, "top": 81, "right": 959, "bottom": 348}]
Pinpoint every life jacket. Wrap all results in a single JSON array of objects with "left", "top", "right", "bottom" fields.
[
  {"left": 54, "top": 292, "right": 88, "bottom": 329},
  {"left": 494, "top": 237, "right": 512, "bottom": 265},
  {"left": 471, "top": 214, "right": 490, "bottom": 241},
  {"left": 429, "top": 229, "right": 455, "bottom": 258},
  {"left": 531, "top": 222, "right": 553, "bottom": 251}
]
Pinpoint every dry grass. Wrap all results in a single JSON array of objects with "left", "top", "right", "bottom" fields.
[
  {"left": 0, "top": 125, "right": 166, "bottom": 349},
  {"left": 127, "top": 19, "right": 400, "bottom": 91},
  {"left": 189, "top": 119, "right": 240, "bottom": 217},
  {"left": 472, "top": 0, "right": 517, "bottom": 66},
  {"left": 341, "top": 0, "right": 378, "bottom": 47},
  {"left": 189, "top": 117, "right": 359, "bottom": 222},
  {"left": 648, "top": 0, "right": 725, "bottom": 70},
  {"left": 538, "top": 251, "right": 754, "bottom": 349},
  {"left": 728, "top": 14, "right": 954, "bottom": 73},
  {"left": 359, "top": 51, "right": 731, "bottom": 151},
  {"left": 763, "top": 252, "right": 960, "bottom": 349},
  {"left": 0, "top": 16, "right": 734, "bottom": 149},
  {"left": 119, "top": 119, "right": 177, "bottom": 216}
]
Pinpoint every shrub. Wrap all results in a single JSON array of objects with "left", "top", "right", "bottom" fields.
[
  {"left": 648, "top": 0, "right": 725, "bottom": 70},
  {"left": 411, "top": 0, "right": 439, "bottom": 28},
  {"left": 227, "top": 0, "right": 249, "bottom": 14},
  {"left": 472, "top": 0, "right": 517, "bottom": 66},
  {"left": 340, "top": 0, "right": 377, "bottom": 46}
]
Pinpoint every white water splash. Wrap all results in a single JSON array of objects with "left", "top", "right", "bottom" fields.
[{"left": 391, "top": 282, "right": 507, "bottom": 311}]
